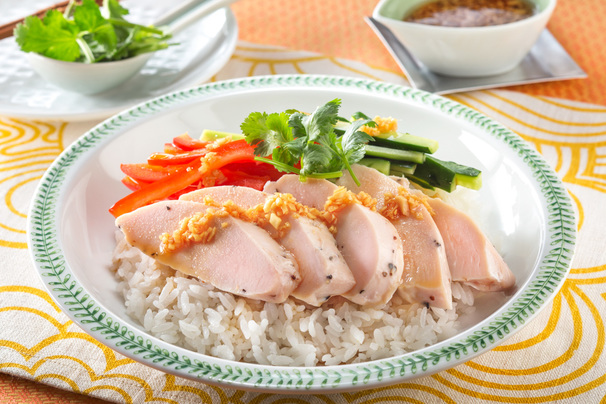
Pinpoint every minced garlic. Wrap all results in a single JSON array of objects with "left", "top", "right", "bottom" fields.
[
  {"left": 159, "top": 192, "right": 320, "bottom": 252},
  {"left": 159, "top": 208, "right": 229, "bottom": 253},
  {"left": 158, "top": 185, "right": 408, "bottom": 253},
  {"left": 361, "top": 116, "right": 398, "bottom": 137},
  {"left": 380, "top": 186, "right": 434, "bottom": 220},
  {"left": 322, "top": 187, "right": 378, "bottom": 234},
  {"left": 205, "top": 135, "right": 232, "bottom": 150},
  {"left": 198, "top": 152, "right": 218, "bottom": 176},
  {"left": 202, "top": 169, "right": 226, "bottom": 187}
]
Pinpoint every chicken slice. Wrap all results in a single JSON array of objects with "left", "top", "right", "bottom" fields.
[
  {"left": 427, "top": 198, "right": 515, "bottom": 292},
  {"left": 180, "top": 185, "right": 267, "bottom": 208},
  {"left": 337, "top": 164, "right": 453, "bottom": 309},
  {"left": 264, "top": 176, "right": 404, "bottom": 306},
  {"left": 115, "top": 200, "right": 299, "bottom": 303},
  {"left": 181, "top": 186, "right": 355, "bottom": 306}
]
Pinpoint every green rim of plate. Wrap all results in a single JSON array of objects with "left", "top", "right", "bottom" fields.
[{"left": 27, "top": 74, "right": 576, "bottom": 391}]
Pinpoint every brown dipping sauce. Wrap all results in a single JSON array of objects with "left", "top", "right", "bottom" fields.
[{"left": 404, "top": 0, "right": 536, "bottom": 27}]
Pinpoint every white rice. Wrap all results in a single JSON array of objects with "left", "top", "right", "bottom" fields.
[{"left": 112, "top": 231, "right": 476, "bottom": 366}]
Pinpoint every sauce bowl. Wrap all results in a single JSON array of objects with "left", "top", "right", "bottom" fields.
[{"left": 372, "top": 0, "right": 557, "bottom": 77}]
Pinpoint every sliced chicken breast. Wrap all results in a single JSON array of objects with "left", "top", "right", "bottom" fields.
[
  {"left": 116, "top": 200, "right": 300, "bottom": 303},
  {"left": 337, "top": 164, "right": 453, "bottom": 309},
  {"left": 264, "top": 175, "right": 404, "bottom": 306},
  {"left": 181, "top": 185, "right": 267, "bottom": 206},
  {"left": 427, "top": 198, "right": 515, "bottom": 292},
  {"left": 181, "top": 186, "right": 355, "bottom": 306}
]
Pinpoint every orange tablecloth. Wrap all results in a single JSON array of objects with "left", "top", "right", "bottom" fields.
[
  {"left": 231, "top": 0, "right": 606, "bottom": 106},
  {"left": 1, "top": 0, "right": 605, "bottom": 402}
]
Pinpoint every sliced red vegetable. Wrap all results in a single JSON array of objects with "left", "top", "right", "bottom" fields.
[
  {"left": 120, "top": 163, "right": 181, "bottom": 183},
  {"left": 172, "top": 133, "right": 209, "bottom": 151},
  {"left": 163, "top": 143, "right": 183, "bottom": 154},
  {"left": 218, "top": 167, "right": 271, "bottom": 191},
  {"left": 168, "top": 185, "right": 202, "bottom": 200},
  {"left": 219, "top": 175, "right": 268, "bottom": 191},
  {"left": 226, "top": 178, "right": 267, "bottom": 190},
  {"left": 221, "top": 161, "right": 284, "bottom": 181},
  {"left": 121, "top": 176, "right": 145, "bottom": 191},
  {"left": 110, "top": 139, "right": 255, "bottom": 217},
  {"left": 147, "top": 150, "right": 208, "bottom": 166}
]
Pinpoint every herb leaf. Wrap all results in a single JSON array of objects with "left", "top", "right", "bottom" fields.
[
  {"left": 241, "top": 112, "right": 294, "bottom": 159},
  {"left": 15, "top": 15, "right": 81, "bottom": 61},
  {"left": 14, "top": 0, "right": 172, "bottom": 63},
  {"left": 74, "top": 0, "right": 117, "bottom": 54},
  {"left": 241, "top": 99, "right": 377, "bottom": 184},
  {"left": 342, "top": 118, "right": 375, "bottom": 164},
  {"left": 303, "top": 99, "right": 340, "bottom": 143}
]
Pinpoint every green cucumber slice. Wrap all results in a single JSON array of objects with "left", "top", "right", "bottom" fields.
[
  {"left": 374, "top": 133, "right": 439, "bottom": 154},
  {"left": 200, "top": 129, "right": 244, "bottom": 141},
  {"left": 358, "top": 158, "right": 391, "bottom": 175},
  {"left": 364, "top": 145, "right": 426, "bottom": 164}
]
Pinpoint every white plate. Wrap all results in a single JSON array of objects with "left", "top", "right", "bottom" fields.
[
  {"left": 27, "top": 75, "right": 575, "bottom": 392},
  {"left": 0, "top": 0, "right": 238, "bottom": 121}
]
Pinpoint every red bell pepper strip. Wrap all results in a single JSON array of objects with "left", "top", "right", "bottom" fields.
[
  {"left": 219, "top": 175, "right": 268, "bottom": 191},
  {"left": 109, "top": 140, "right": 255, "bottom": 217},
  {"left": 218, "top": 167, "right": 269, "bottom": 191},
  {"left": 163, "top": 143, "right": 183, "bottom": 154},
  {"left": 167, "top": 185, "right": 202, "bottom": 200},
  {"left": 120, "top": 163, "right": 181, "bottom": 183},
  {"left": 121, "top": 176, "right": 146, "bottom": 192},
  {"left": 221, "top": 161, "right": 284, "bottom": 181},
  {"left": 147, "top": 150, "right": 208, "bottom": 166},
  {"left": 172, "top": 134, "right": 209, "bottom": 151}
]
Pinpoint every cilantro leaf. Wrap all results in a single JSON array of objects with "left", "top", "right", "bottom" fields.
[
  {"left": 106, "top": 0, "right": 130, "bottom": 19},
  {"left": 302, "top": 98, "right": 340, "bottom": 143},
  {"left": 242, "top": 99, "right": 378, "bottom": 184},
  {"left": 43, "top": 10, "right": 78, "bottom": 34},
  {"left": 300, "top": 143, "right": 336, "bottom": 177},
  {"left": 352, "top": 111, "right": 372, "bottom": 120},
  {"left": 74, "top": 0, "right": 107, "bottom": 32},
  {"left": 288, "top": 112, "right": 306, "bottom": 140},
  {"left": 122, "top": 28, "right": 171, "bottom": 57},
  {"left": 240, "top": 112, "right": 294, "bottom": 158},
  {"left": 281, "top": 136, "right": 306, "bottom": 160},
  {"left": 14, "top": 0, "right": 172, "bottom": 63},
  {"left": 15, "top": 15, "right": 80, "bottom": 62},
  {"left": 341, "top": 118, "right": 375, "bottom": 163},
  {"left": 74, "top": 0, "right": 117, "bottom": 56}
]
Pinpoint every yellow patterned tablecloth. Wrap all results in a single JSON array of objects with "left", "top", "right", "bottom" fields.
[{"left": 1, "top": 42, "right": 605, "bottom": 403}]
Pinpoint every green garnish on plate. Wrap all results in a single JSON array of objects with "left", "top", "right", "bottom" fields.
[
  {"left": 241, "top": 98, "right": 376, "bottom": 186},
  {"left": 241, "top": 98, "right": 482, "bottom": 192},
  {"left": 14, "top": 0, "right": 172, "bottom": 63}
]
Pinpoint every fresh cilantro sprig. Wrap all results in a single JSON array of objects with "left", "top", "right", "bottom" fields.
[
  {"left": 241, "top": 99, "right": 376, "bottom": 186},
  {"left": 14, "top": 0, "right": 172, "bottom": 63}
]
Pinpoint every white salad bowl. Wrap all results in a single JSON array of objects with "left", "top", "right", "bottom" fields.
[
  {"left": 26, "top": 52, "right": 152, "bottom": 95},
  {"left": 372, "top": 0, "right": 557, "bottom": 77},
  {"left": 22, "top": 0, "right": 241, "bottom": 95},
  {"left": 27, "top": 75, "right": 575, "bottom": 392}
]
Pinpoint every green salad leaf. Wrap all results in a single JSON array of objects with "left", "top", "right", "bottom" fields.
[
  {"left": 241, "top": 99, "right": 376, "bottom": 185},
  {"left": 14, "top": 0, "right": 172, "bottom": 63}
]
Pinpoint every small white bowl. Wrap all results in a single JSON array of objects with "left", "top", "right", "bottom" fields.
[
  {"left": 373, "top": 0, "right": 557, "bottom": 77},
  {"left": 26, "top": 52, "right": 152, "bottom": 95}
]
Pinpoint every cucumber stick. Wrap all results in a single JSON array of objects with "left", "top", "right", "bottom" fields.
[
  {"left": 407, "top": 155, "right": 482, "bottom": 192},
  {"left": 389, "top": 161, "right": 416, "bottom": 176},
  {"left": 200, "top": 129, "right": 244, "bottom": 141},
  {"left": 358, "top": 158, "right": 391, "bottom": 175},
  {"left": 364, "top": 145, "right": 426, "bottom": 164},
  {"left": 374, "top": 133, "right": 439, "bottom": 154}
]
